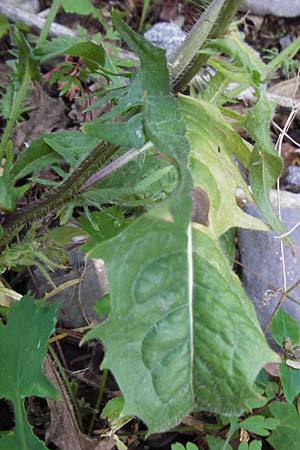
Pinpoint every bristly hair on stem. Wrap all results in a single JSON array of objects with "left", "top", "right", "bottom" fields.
[{"left": 169, "top": 0, "right": 242, "bottom": 93}]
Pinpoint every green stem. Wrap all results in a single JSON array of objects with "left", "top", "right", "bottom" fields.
[
  {"left": 88, "top": 368, "right": 108, "bottom": 435},
  {"left": 0, "top": 68, "right": 31, "bottom": 162},
  {"left": 222, "top": 417, "right": 239, "bottom": 450},
  {"left": 169, "top": 0, "right": 242, "bottom": 93},
  {"left": 1, "top": 142, "right": 118, "bottom": 243},
  {"left": 36, "top": 0, "right": 61, "bottom": 48},
  {"left": 15, "top": 398, "right": 29, "bottom": 450}
]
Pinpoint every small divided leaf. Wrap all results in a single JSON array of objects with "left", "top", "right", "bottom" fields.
[
  {"left": 239, "top": 415, "right": 279, "bottom": 437},
  {"left": 267, "top": 402, "right": 300, "bottom": 450},
  {"left": 238, "top": 441, "right": 262, "bottom": 450},
  {"left": 207, "top": 435, "right": 233, "bottom": 450}
]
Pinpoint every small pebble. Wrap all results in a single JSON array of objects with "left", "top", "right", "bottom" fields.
[{"left": 279, "top": 36, "right": 292, "bottom": 50}]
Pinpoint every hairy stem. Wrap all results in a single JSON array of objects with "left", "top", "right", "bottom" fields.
[
  {"left": 169, "top": 0, "right": 242, "bottom": 93},
  {"left": 1, "top": 142, "right": 117, "bottom": 242}
]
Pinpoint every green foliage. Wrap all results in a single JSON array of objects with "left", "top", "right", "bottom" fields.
[
  {"left": 239, "top": 415, "right": 279, "bottom": 437},
  {"left": 35, "top": 37, "right": 105, "bottom": 70},
  {"left": 202, "top": 32, "right": 300, "bottom": 237},
  {"left": 0, "top": 173, "right": 29, "bottom": 212},
  {"left": 0, "top": 225, "right": 81, "bottom": 277},
  {"left": 83, "top": 220, "right": 274, "bottom": 432},
  {"left": 279, "top": 363, "right": 300, "bottom": 403},
  {"left": 269, "top": 308, "right": 300, "bottom": 403},
  {"left": 12, "top": 138, "right": 60, "bottom": 181},
  {"left": 179, "top": 95, "right": 268, "bottom": 236},
  {"left": 101, "top": 396, "right": 125, "bottom": 421},
  {"left": 10, "top": 28, "right": 40, "bottom": 82},
  {"left": 0, "top": 16, "right": 10, "bottom": 39},
  {"left": 43, "top": 131, "right": 99, "bottom": 170},
  {"left": 206, "top": 435, "right": 233, "bottom": 450},
  {"left": 0, "top": 296, "right": 58, "bottom": 449},
  {"left": 61, "top": 0, "right": 97, "bottom": 15},
  {"left": 270, "top": 307, "right": 299, "bottom": 347},
  {"left": 238, "top": 441, "right": 262, "bottom": 450},
  {"left": 267, "top": 402, "right": 300, "bottom": 450},
  {"left": 2, "top": 0, "right": 300, "bottom": 446},
  {"left": 79, "top": 206, "right": 132, "bottom": 251},
  {"left": 172, "top": 443, "right": 199, "bottom": 450}
]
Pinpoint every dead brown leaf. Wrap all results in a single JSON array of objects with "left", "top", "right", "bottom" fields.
[
  {"left": 181, "top": 414, "right": 206, "bottom": 432},
  {"left": 192, "top": 186, "right": 210, "bottom": 226},
  {"left": 264, "top": 361, "right": 280, "bottom": 378},
  {"left": 12, "top": 83, "right": 68, "bottom": 148},
  {"left": 160, "top": 0, "right": 178, "bottom": 21},
  {"left": 268, "top": 77, "right": 300, "bottom": 111},
  {"left": 247, "top": 15, "right": 264, "bottom": 33},
  {"left": 95, "top": 437, "right": 116, "bottom": 450},
  {"left": 0, "top": 63, "right": 9, "bottom": 86}
]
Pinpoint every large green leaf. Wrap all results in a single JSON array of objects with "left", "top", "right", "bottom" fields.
[
  {"left": 82, "top": 216, "right": 275, "bottom": 433},
  {"left": 83, "top": 113, "right": 145, "bottom": 148},
  {"left": 204, "top": 32, "right": 286, "bottom": 236},
  {"left": 0, "top": 295, "right": 58, "bottom": 450},
  {"left": 81, "top": 11, "right": 275, "bottom": 434},
  {"left": 179, "top": 95, "right": 268, "bottom": 237},
  {"left": 111, "top": 10, "right": 188, "bottom": 157},
  {"left": 34, "top": 37, "right": 105, "bottom": 70},
  {"left": 79, "top": 206, "right": 133, "bottom": 252},
  {"left": 43, "top": 131, "right": 99, "bottom": 170}
]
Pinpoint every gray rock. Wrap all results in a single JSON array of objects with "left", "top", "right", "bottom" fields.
[
  {"left": 144, "top": 22, "right": 186, "bottom": 59},
  {"left": 279, "top": 36, "right": 292, "bottom": 51},
  {"left": 33, "top": 251, "right": 108, "bottom": 328},
  {"left": 2, "top": 0, "right": 39, "bottom": 14},
  {"left": 240, "top": 0, "right": 300, "bottom": 17},
  {"left": 281, "top": 165, "right": 300, "bottom": 193},
  {"left": 238, "top": 191, "right": 300, "bottom": 345}
]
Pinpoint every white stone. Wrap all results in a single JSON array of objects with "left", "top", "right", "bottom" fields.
[
  {"left": 240, "top": 0, "right": 300, "bottom": 17},
  {"left": 2, "top": 0, "right": 39, "bottom": 14}
]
